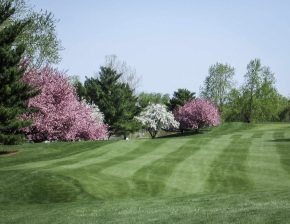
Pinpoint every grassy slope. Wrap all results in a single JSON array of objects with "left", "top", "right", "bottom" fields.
[{"left": 1, "top": 123, "right": 290, "bottom": 223}]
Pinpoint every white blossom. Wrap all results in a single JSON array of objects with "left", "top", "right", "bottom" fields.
[
  {"left": 82, "top": 100, "right": 105, "bottom": 125},
  {"left": 135, "top": 103, "right": 179, "bottom": 138}
]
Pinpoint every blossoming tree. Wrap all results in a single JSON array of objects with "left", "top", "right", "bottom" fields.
[
  {"left": 22, "top": 67, "right": 108, "bottom": 142},
  {"left": 135, "top": 104, "right": 179, "bottom": 138},
  {"left": 174, "top": 99, "right": 220, "bottom": 131}
]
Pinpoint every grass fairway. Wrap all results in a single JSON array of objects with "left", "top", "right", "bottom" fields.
[{"left": 1, "top": 123, "right": 290, "bottom": 223}]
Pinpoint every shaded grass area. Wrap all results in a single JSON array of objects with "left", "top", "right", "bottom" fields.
[
  {"left": 0, "top": 122, "right": 290, "bottom": 223},
  {"left": 0, "top": 150, "right": 18, "bottom": 156}
]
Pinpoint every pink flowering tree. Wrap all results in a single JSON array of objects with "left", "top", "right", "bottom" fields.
[
  {"left": 22, "top": 67, "right": 108, "bottom": 142},
  {"left": 174, "top": 99, "right": 220, "bottom": 131}
]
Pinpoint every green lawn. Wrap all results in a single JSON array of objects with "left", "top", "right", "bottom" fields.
[{"left": 1, "top": 123, "right": 290, "bottom": 223}]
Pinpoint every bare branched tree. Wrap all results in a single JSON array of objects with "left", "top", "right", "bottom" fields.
[{"left": 104, "top": 55, "right": 142, "bottom": 92}]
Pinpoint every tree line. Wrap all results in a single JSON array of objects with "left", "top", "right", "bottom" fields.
[
  {"left": 200, "top": 61, "right": 289, "bottom": 123},
  {"left": 0, "top": 0, "right": 289, "bottom": 146},
  {"left": 73, "top": 60, "right": 199, "bottom": 139}
]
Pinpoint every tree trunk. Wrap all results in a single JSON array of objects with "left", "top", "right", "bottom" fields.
[{"left": 148, "top": 129, "right": 157, "bottom": 139}]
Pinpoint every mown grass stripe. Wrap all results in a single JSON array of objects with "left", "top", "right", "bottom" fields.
[
  {"left": 275, "top": 130, "right": 290, "bottom": 177},
  {"left": 51, "top": 140, "right": 149, "bottom": 170},
  {"left": 69, "top": 139, "right": 167, "bottom": 172},
  {"left": 165, "top": 134, "right": 233, "bottom": 195},
  {"left": 0, "top": 142, "right": 111, "bottom": 170},
  {"left": 60, "top": 139, "right": 191, "bottom": 199},
  {"left": 101, "top": 138, "right": 193, "bottom": 178},
  {"left": 247, "top": 128, "right": 290, "bottom": 191},
  {"left": 131, "top": 137, "right": 207, "bottom": 197},
  {"left": 205, "top": 133, "right": 254, "bottom": 193},
  {"left": 54, "top": 140, "right": 167, "bottom": 199},
  {"left": 0, "top": 141, "right": 108, "bottom": 167},
  {"left": 1, "top": 123, "right": 290, "bottom": 223}
]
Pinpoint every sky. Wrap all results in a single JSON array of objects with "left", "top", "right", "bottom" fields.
[{"left": 28, "top": 0, "right": 290, "bottom": 97}]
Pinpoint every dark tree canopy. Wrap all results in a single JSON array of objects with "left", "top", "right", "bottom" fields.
[
  {"left": 167, "top": 88, "right": 196, "bottom": 111},
  {"left": 84, "top": 66, "right": 140, "bottom": 138},
  {"left": 0, "top": 1, "right": 38, "bottom": 145},
  {"left": 69, "top": 75, "right": 86, "bottom": 101}
]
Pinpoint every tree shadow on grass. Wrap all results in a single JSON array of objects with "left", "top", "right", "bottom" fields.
[
  {"left": 0, "top": 150, "right": 18, "bottom": 157},
  {"left": 270, "top": 139, "right": 290, "bottom": 142},
  {"left": 157, "top": 131, "right": 205, "bottom": 139}
]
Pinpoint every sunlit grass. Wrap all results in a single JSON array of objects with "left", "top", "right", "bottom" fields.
[{"left": 1, "top": 122, "right": 290, "bottom": 223}]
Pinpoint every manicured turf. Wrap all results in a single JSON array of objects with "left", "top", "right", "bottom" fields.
[{"left": 1, "top": 123, "right": 290, "bottom": 223}]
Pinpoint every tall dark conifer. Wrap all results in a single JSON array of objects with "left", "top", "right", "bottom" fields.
[
  {"left": 167, "top": 88, "right": 196, "bottom": 111},
  {"left": 84, "top": 66, "right": 140, "bottom": 138},
  {"left": 0, "top": 2, "right": 38, "bottom": 145}
]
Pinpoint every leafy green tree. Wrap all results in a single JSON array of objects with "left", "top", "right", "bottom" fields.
[
  {"left": 201, "top": 62, "right": 235, "bottom": 112},
  {"left": 242, "top": 59, "right": 285, "bottom": 122},
  {"left": 84, "top": 67, "right": 140, "bottom": 138},
  {"left": 253, "top": 68, "right": 287, "bottom": 121},
  {"left": 1, "top": 0, "right": 62, "bottom": 67},
  {"left": 138, "top": 92, "right": 170, "bottom": 109},
  {"left": 280, "top": 99, "right": 290, "bottom": 122},
  {"left": 242, "top": 59, "right": 262, "bottom": 123},
  {"left": 223, "top": 59, "right": 287, "bottom": 123},
  {"left": 167, "top": 88, "right": 195, "bottom": 111},
  {"left": 222, "top": 88, "right": 246, "bottom": 122},
  {"left": 0, "top": 1, "right": 38, "bottom": 145}
]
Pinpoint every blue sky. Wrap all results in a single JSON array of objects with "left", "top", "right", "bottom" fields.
[{"left": 29, "top": 0, "right": 290, "bottom": 96}]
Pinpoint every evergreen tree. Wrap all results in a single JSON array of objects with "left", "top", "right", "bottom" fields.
[
  {"left": 0, "top": 2, "right": 38, "bottom": 145},
  {"left": 167, "top": 88, "right": 195, "bottom": 111},
  {"left": 69, "top": 76, "right": 86, "bottom": 101},
  {"left": 84, "top": 66, "right": 140, "bottom": 138}
]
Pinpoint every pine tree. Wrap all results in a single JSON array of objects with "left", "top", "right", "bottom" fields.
[
  {"left": 167, "top": 88, "right": 196, "bottom": 111},
  {"left": 84, "top": 67, "right": 140, "bottom": 138},
  {"left": 0, "top": 2, "right": 38, "bottom": 145}
]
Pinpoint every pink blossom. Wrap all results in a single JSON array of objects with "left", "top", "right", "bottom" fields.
[
  {"left": 174, "top": 99, "right": 220, "bottom": 130},
  {"left": 22, "top": 66, "right": 108, "bottom": 141}
]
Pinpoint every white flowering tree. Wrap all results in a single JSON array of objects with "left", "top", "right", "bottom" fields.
[
  {"left": 83, "top": 101, "right": 105, "bottom": 125},
  {"left": 135, "top": 104, "right": 179, "bottom": 138}
]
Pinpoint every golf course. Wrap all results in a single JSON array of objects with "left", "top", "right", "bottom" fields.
[{"left": 1, "top": 122, "right": 290, "bottom": 223}]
